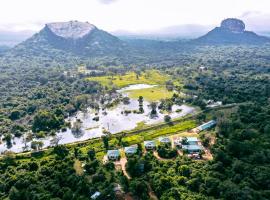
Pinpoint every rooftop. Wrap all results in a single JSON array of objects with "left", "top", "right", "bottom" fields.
[
  {"left": 159, "top": 137, "right": 171, "bottom": 143},
  {"left": 91, "top": 191, "right": 101, "bottom": 199},
  {"left": 144, "top": 140, "right": 156, "bottom": 146},
  {"left": 182, "top": 144, "right": 202, "bottom": 151},
  {"left": 107, "top": 150, "right": 120, "bottom": 156},
  {"left": 124, "top": 145, "right": 138, "bottom": 153},
  {"left": 198, "top": 120, "right": 216, "bottom": 131},
  {"left": 186, "top": 137, "right": 199, "bottom": 142}
]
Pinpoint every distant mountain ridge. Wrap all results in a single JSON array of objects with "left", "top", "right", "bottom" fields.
[
  {"left": 194, "top": 18, "right": 270, "bottom": 44},
  {"left": 2, "top": 19, "right": 270, "bottom": 68}
]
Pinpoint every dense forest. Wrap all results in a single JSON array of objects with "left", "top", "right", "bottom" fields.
[{"left": 0, "top": 42, "right": 270, "bottom": 199}]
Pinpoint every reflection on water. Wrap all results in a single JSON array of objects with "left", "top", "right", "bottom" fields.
[{"left": 0, "top": 84, "right": 196, "bottom": 154}]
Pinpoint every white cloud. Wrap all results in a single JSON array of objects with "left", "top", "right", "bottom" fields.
[
  {"left": 98, "top": 0, "right": 118, "bottom": 4},
  {"left": 0, "top": 0, "right": 269, "bottom": 32}
]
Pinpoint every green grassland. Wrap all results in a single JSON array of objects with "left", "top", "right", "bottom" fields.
[
  {"left": 87, "top": 70, "right": 170, "bottom": 88},
  {"left": 122, "top": 119, "right": 197, "bottom": 145},
  {"left": 127, "top": 86, "right": 174, "bottom": 101}
]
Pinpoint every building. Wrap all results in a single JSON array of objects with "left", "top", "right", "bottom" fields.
[
  {"left": 124, "top": 145, "right": 138, "bottom": 155},
  {"left": 144, "top": 140, "right": 156, "bottom": 150},
  {"left": 107, "top": 150, "right": 120, "bottom": 160},
  {"left": 182, "top": 137, "right": 202, "bottom": 154},
  {"left": 91, "top": 191, "right": 101, "bottom": 199},
  {"left": 198, "top": 120, "right": 216, "bottom": 131},
  {"left": 182, "top": 144, "right": 202, "bottom": 154},
  {"left": 186, "top": 137, "right": 199, "bottom": 145},
  {"left": 159, "top": 137, "right": 171, "bottom": 144}
]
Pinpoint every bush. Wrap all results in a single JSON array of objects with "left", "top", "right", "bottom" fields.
[{"left": 157, "top": 145, "right": 177, "bottom": 159}]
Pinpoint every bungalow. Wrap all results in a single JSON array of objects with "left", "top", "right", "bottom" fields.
[
  {"left": 186, "top": 137, "right": 199, "bottom": 145},
  {"left": 91, "top": 191, "right": 101, "bottom": 199},
  {"left": 144, "top": 140, "right": 156, "bottom": 150},
  {"left": 198, "top": 120, "right": 216, "bottom": 131},
  {"left": 107, "top": 150, "right": 120, "bottom": 160},
  {"left": 182, "top": 137, "right": 202, "bottom": 154},
  {"left": 124, "top": 145, "right": 138, "bottom": 155},
  {"left": 182, "top": 144, "right": 202, "bottom": 154},
  {"left": 159, "top": 137, "right": 171, "bottom": 144}
]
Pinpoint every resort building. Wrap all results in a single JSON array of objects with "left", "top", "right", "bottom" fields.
[
  {"left": 144, "top": 140, "right": 156, "bottom": 150},
  {"left": 198, "top": 120, "right": 216, "bottom": 131},
  {"left": 182, "top": 137, "right": 202, "bottom": 154},
  {"left": 91, "top": 191, "right": 101, "bottom": 199},
  {"left": 159, "top": 137, "right": 171, "bottom": 144},
  {"left": 124, "top": 145, "right": 138, "bottom": 155},
  {"left": 107, "top": 150, "right": 120, "bottom": 160}
]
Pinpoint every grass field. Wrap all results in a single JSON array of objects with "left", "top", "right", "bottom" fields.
[
  {"left": 87, "top": 70, "right": 170, "bottom": 88},
  {"left": 127, "top": 86, "right": 174, "bottom": 101},
  {"left": 122, "top": 119, "right": 197, "bottom": 145}
]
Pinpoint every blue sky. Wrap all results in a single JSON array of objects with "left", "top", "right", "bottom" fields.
[{"left": 0, "top": 0, "right": 269, "bottom": 33}]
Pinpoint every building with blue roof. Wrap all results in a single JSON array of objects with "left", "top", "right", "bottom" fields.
[
  {"left": 186, "top": 137, "right": 199, "bottom": 145},
  {"left": 144, "top": 140, "right": 156, "bottom": 150},
  {"left": 182, "top": 144, "right": 202, "bottom": 153},
  {"left": 107, "top": 150, "right": 120, "bottom": 160},
  {"left": 180, "top": 137, "right": 203, "bottom": 154},
  {"left": 198, "top": 120, "right": 216, "bottom": 131},
  {"left": 159, "top": 137, "right": 171, "bottom": 144},
  {"left": 124, "top": 145, "right": 138, "bottom": 155}
]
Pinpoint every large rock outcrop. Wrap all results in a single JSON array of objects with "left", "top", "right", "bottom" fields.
[
  {"left": 220, "top": 18, "right": 245, "bottom": 33},
  {"left": 194, "top": 18, "right": 270, "bottom": 44},
  {"left": 46, "top": 21, "right": 96, "bottom": 39},
  {"left": 7, "top": 20, "right": 128, "bottom": 59}
]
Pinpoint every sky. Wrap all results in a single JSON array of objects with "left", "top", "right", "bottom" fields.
[{"left": 0, "top": 0, "right": 270, "bottom": 33}]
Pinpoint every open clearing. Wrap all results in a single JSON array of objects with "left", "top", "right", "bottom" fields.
[
  {"left": 86, "top": 70, "right": 170, "bottom": 88},
  {"left": 127, "top": 86, "right": 174, "bottom": 101}
]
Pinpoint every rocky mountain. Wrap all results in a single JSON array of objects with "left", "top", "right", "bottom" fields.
[
  {"left": 194, "top": 18, "right": 270, "bottom": 44},
  {"left": 7, "top": 21, "right": 128, "bottom": 60}
]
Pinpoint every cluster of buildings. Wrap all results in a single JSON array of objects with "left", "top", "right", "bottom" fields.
[
  {"left": 107, "top": 145, "right": 138, "bottom": 160},
  {"left": 106, "top": 120, "right": 216, "bottom": 160},
  {"left": 106, "top": 136, "right": 203, "bottom": 160}
]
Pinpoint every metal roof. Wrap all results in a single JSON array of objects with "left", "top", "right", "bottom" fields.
[{"left": 107, "top": 150, "right": 120, "bottom": 156}]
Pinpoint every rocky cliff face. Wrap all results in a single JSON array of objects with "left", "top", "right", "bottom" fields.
[
  {"left": 194, "top": 18, "right": 270, "bottom": 44},
  {"left": 46, "top": 21, "right": 96, "bottom": 39},
  {"left": 9, "top": 21, "right": 129, "bottom": 58},
  {"left": 220, "top": 18, "right": 245, "bottom": 33}
]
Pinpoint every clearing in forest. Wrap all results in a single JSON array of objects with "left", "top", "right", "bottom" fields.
[
  {"left": 127, "top": 86, "right": 173, "bottom": 101},
  {"left": 86, "top": 70, "right": 170, "bottom": 88}
]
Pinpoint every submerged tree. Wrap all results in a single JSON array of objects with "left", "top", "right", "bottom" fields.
[
  {"left": 150, "top": 102, "right": 158, "bottom": 117},
  {"left": 138, "top": 96, "right": 144, "bottom": 113}
]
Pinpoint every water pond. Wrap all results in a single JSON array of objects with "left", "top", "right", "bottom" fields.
[{"left": 0, "top": 84, "right": 196, "bottom": 153}]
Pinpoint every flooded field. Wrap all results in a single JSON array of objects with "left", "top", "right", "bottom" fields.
[{"left": 0, "top": 84, "right": 196, "bottom": 153}]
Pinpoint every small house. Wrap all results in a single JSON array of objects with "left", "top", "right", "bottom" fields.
[
  {"left": 107, "top": 150, "right": 120, "bottom": 160},
  {"left": 91, "top": 191, "right": 101, "bottom": 199},
  {"left": 144, "top": 140, "right": 156, "bottom": 150},
  {"left": 181, "top": 137, "right": 202, "bottom": 154},
  {"left": 198, "top": 120, "right": 216, "bottom": 131},
  {"left": 124, "top": 145, "right": 138, "bottom": 155},
  {"left": 186, "top": 137, "right": 199, "bottom": 145},
  {"left": 182, "top": 144, "right": 202, "bottom": 154},
  {"left": 159, "top": 137, "right": 171, "bottom": 144}
]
